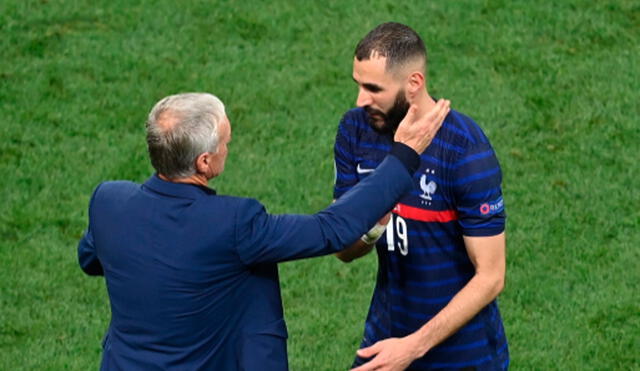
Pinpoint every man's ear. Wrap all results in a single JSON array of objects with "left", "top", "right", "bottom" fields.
[
  {"left": 406, "top": 71, "right": 425, "bottom": 98},
  {"left": 195, "top": 152, "right": 210, "bottom": 175}
]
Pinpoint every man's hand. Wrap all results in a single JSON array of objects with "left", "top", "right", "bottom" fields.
[
  {"left": 394, "top": 99, "right": 450, "bottom": 154},
  {"left": 351, "top": 336, "right": 423, "bottom": 371}
]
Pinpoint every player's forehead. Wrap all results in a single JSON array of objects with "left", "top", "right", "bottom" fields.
[{"left": 352, "top": 56, "right": 394, "bottom": 85}]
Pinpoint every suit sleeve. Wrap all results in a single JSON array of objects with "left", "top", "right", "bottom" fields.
[
  {"left": 453, "top": 142, "right": 506, "bottom": 237},
  {"left": 236, "top": 146, "right": 419, "bottom": 265},
  {"left": 78, "top": 184, "right": 104, "bottom": 276}
]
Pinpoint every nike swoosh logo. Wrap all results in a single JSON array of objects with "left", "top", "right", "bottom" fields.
[{"left": 357, "top": 163, "right": 375, "bottom": 174}]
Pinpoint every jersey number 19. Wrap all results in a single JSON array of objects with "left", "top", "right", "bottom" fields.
[{"left": 386, "top": 214, "right": 409, "bottom": 256}]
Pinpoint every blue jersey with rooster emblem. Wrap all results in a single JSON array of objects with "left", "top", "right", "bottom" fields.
[{"left": 334, "top": 107, "right": 509, "bottom": 370}]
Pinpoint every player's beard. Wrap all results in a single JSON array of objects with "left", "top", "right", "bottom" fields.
[{"left": 365, "top": 90, "right": 410, "bottom": 135}]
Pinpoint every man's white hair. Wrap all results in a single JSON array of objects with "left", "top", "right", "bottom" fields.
[{"left": 146, "top": 93, "right": 226, "bottom": 179}]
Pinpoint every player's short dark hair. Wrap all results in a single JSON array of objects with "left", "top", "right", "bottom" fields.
[{"left": 355, "top": 22, "right": 427, "bottom": 73}]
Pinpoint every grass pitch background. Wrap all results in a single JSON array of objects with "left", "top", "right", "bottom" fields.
[{"left": 1, "top": 0, "right": 638, "bottom": 369}]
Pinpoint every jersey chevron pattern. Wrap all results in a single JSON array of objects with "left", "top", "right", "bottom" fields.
[{"left": 334, "top": 107, "right": 509, "bottom": 370}]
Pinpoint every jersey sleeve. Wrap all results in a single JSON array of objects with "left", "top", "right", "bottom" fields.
[
  {"left": 333, "top": 115, "right": 358, "bottom": 199},
  {"left": 452, "top": 142, "right": 506, "bottom": 237}
]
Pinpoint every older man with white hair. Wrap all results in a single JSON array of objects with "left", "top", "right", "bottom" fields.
[{"left": 78, "top": 92, "right": 449, "bottom": 370}]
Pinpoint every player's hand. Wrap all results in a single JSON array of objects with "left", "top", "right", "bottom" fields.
[
  {"left": 394, "top": 99, "right": 450, "bottom": 154},
  {"left": 351, "top": 336, "right": 423, "bottom": 371}
]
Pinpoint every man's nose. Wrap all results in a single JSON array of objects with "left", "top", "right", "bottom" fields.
[{"left": 356, "top": 88, "right": 372, "bottom": 107}]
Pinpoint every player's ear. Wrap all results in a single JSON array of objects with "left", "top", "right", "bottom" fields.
[{"left": 406, "top": 71, "right": 424, "bottom": 97}]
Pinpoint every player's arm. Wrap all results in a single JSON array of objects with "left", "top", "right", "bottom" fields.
[
  {"left": 335, "top": 212, "right": 390, "bottom": 262},
  {"left": 335, "top": 239, "right": 374, "bottom": 263},
  {"left": 352, "top": 232, "right": 506, "bottom": 371},
  {"left": 410, "top": 233, "right": 506, "bottom": 356}
]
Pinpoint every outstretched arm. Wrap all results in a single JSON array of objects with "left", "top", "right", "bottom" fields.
[
  {"left": 238, "top": 101, "right": 450, "bottom": 265},
  {"left": 236, "top": 150, "right": 416, "bottom": 265}
]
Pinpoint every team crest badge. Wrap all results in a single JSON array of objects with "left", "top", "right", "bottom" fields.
[{"left": 419, "top": 170, "right": 437, "bottom": 201}]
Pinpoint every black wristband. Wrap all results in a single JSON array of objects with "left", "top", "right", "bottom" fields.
[{"left": 389, "top": 142, "right": 420, "bottom": 174}]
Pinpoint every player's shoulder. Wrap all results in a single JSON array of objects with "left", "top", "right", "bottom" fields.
[
  {"left": 339, "top": 107, "right": 369, "bottom": 129},
  {"left": 336, "top": 107, "right": 374, "bottom": 147},
  {"left": 440, "top": 108, "right": 493, "bottom": 150}
]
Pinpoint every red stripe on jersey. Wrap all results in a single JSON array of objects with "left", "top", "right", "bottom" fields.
[{"left": 392, "top": 203, "right": 458, "bottom": 223}]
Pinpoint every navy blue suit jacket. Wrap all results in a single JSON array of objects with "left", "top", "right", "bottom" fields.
[{"left": 78, "top": 146, "right": 417, "bottom": 370}]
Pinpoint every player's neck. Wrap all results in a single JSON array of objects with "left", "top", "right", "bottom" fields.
[{"left": 412, "top": 90, "right": 437, "bottom": 120}]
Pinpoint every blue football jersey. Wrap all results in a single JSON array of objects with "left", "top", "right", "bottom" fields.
[{"left": 334, "top": 107, "right": 509, "bottom": 370}]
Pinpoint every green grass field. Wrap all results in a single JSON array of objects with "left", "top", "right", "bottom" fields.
[{"left": 1, "top": 0, "right": 638, "bottom": 369}]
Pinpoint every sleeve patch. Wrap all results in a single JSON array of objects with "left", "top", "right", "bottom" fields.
[{"left": 479, "top": 196, "right": 504, "bottom": 216}]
